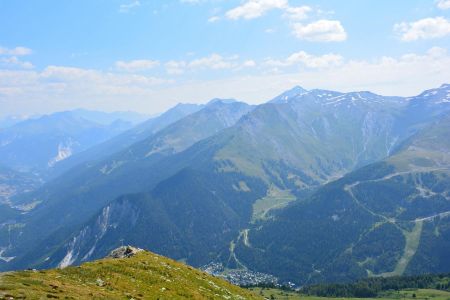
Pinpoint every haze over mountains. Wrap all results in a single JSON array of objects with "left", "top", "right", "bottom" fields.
[
  {"left": 0, "top": 109, "right": 149, "bottom": 175},
  {"left": 0, "top": 84, "right": 449, "bottom": 286}
]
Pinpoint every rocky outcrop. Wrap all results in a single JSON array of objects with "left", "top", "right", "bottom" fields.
[{"left": 107, "top": 246, "right": 144, "bottom": 259}]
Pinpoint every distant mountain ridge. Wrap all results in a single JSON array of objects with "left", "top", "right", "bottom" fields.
[
  {"left": 0, "top": 110, "right": 147, "bottom": 174},
  {"left": 50, "top": 103, "right": 204, "bottom": 177},
  {"left": 2, "top": 100, "right": 254, "bottom": 271},
  {"left": 66, "top": 109, "right": 150, "bottom": 125}
]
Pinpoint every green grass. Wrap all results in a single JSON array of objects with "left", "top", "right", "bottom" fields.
[
  {"left": 387, "top": 289, "right": 450, "bottom": 299},
  {"left": 252, "top": 185, "right": 296, "bottom": 222},
  {"left": 249, "top": 288, "right": 367, "bottom": 299},
  {"left": 380, "top": 221, "right": 423, "bottom": 277},
  {"left": 0, "top": 251, "right": 262, "bottom": 299},
  {"left": 248, "top": 288, "right": 450, "bottom": 300},
  {"left": 367, "top": 219, "right": 423, "bottom": 278}
]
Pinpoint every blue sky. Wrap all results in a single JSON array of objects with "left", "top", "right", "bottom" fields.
[{"left": 0, "top": 0, "right": 450, "bottom": 116}]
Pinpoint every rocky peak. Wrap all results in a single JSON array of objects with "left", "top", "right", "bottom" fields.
[
  {"left": 206, "top": 98, "right": 239, "bottom": 107},
  {"left": 269, "top": 85, "right": 309, "bottom": 103}
]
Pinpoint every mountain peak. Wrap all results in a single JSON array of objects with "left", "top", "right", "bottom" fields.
[
  {"left": 168, "top": 103, "right": 204, "bottom": 115},
  {"left": 288, "top": 85, "right": 308, "bottom": 94},
  {"left": 206, "top": 98, "right": 238, "bottom": 106},
  {"left": 172, "top": 103, "right": 202, "bottom": 109},
  {"left": 270, "top": 85, "right": 308, "bottom": 103},
  {"left": 414, "top": 83, "right": 450, "bottom": 104}
]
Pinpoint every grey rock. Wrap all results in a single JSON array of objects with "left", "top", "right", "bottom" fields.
[{"left": 106, "top": 246, "right": 144, "bottom": 259}]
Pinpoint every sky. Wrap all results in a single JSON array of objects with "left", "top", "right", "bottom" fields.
[{"left": 0, "top": 0, "right": 450, "bottom": 117}]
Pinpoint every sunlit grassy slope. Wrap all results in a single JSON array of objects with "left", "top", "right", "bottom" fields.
[{"left": 0, "top": 251, "right": 261, "bottom": 299}]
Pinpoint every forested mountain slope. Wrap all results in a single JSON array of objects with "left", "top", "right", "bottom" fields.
[{"left": 234, "top": 112, "right": 450, "bottom": 284}]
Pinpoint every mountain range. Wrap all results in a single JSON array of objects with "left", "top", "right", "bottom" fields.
[
  {"left": 0, "top": 84, "right": 449, "bottom": 287},
  {"left": 0, "top": 109, "right": 149, "bottom": 175}
]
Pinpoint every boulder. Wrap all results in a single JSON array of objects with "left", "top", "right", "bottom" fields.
[{"left": 107, "top": 246, "right": 144, "bottom": 259}]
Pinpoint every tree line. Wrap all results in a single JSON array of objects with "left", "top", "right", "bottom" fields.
[{"left": 300, "top": 273, "right": 450, "bottom": 298}]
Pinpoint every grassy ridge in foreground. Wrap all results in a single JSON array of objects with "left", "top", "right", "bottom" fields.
[{"left": 0, "top": 251, "right": 261, "bottom": 299}]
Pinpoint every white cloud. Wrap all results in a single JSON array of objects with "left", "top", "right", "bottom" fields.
[
  {"left": 287, "top": 51, "right": 342, "bottom": 68},
  {"left": 394, "top": 17, "right": 450, "bottom": 41},
  {"left": 224, "top": 0, "right": 313, "bottom": 23},
  {"left": 0, "top": 46, "right": 32, "bottom": 56},
  {"left": 226, "top": 0, "right": 288, "bottom": 20},
  {"left": 1, "top": 56, "right": 34, "bottom": 69},
  {"left": 284, "top": 6, "right": 311, "bottom": 20},
  {"left": 2, "top": 49, "right": 449, "bottom": 118},
  {"left": 165, "top": 54, "right": 255, "bottom": 74},
  {"left": 292, "top": 20, "right": 347, "bottom": 42},
  {"left": 0, "top": 46, "right": 33, "bottom": 69},
  {"left": 43, "top": 66, "right": 169, "bottom": 86},
  {"left": 0, "top": 66, "right": 172, "bottom": 117},
  {"left": 265, "top": 51, "right": 343, "bottom": 68},
  {"left": 163, "top": 47, "right": 450, "bottom": 105},
  {"left": 189, "top": 54, "right": 235, "bottom": 69},
  {"left": 180, "top": 0, "right": 200, "bottom": 3},
  {"left": 119, "top": 1, "right": 141, "bottom": 13},
  {"left": 243, "top": 60, "right": 257, "bottom": 67},
  {"left": 165, "top": 60, "right": 186, "bottom": 75},
  {"left": 324, "top": 47, "right": 450, "bottom": 95},
  {"left": 208, "top": 16, "right": 220, "bottom": 23},
  {"left": 115, "top": 59, "right": 160, "bottom": 72},
  {"left": 437, "top": 0, "right": 450, "bottom": 9}
]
